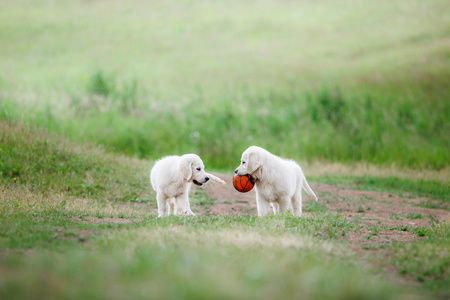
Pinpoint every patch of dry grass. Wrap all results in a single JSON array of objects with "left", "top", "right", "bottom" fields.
[
  {"left": 302, "top": 161, "right": 449, "bottom": 182},
  {"left": 122, "top": 226, "right": 339, "bottom": 253},
  {"left": 0, "top": 183, "right": 153, "bottom": 219}
]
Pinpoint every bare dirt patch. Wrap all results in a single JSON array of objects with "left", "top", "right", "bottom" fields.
[
  {"left": 310, "top": 182, "right": 449, "bottom": 227},
  {"left": 202, "top": 173, "right": 448, "bottom": 221},
  {"left": 201, "top": 173, "right": 449, "bottom": 247},
  {"left": 200, "top": 174, "right": 257, "bottom": 216}
]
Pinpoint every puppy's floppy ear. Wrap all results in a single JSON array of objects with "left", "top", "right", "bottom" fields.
[
  {"left": 179, "top": 156, "right": 194, "bottom": 180},
  {"left": 247, "top": 151, "right": 262, "bottom": 175}
]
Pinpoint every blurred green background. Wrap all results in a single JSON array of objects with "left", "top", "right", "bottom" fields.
[{"left": 1, "top": 0, "right": 449, "bottom": 169}]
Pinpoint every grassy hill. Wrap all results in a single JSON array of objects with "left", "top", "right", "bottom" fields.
[
  {"left": 1, "top": 119, "right": 449, "bottom": 299},
  {"left": 0, "top": 0, "right": 449, "bottom": 169}
]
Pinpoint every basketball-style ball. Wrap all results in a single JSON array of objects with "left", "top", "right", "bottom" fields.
[{"left": 233, "top": 174, "right": 254, "bottom": 193}]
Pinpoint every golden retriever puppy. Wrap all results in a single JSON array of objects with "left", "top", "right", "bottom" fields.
[
  {"left": 235, "top": 146, "right": 317, "bottom": 216},
  {"left": 151, "top": 154, "right": 225, "bottom": 217}
]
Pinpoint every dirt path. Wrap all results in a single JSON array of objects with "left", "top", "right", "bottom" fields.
[
  {"left": 199, "top": 173, "right": 449, "bottom": 250},
  {"left": 202, "top": 173, "right": 448, "bottom": 220},
  {"left": 77, "top": 172, "right": 448, "bottom": 250}
]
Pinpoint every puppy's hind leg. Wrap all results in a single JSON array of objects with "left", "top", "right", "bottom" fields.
[
  {"left": 291, "top": 190, "right": 302, "bottom": 216},
  {"left": 270, "top": 202, "right": 280, "bottom": 214},
  {"left": 174, "top": 193, "right": 195, "bottom": 216},
  {"left": 278, "top": 198, "right": 292, "bottom": 215},
  {"left": 157, "top": 193, "right": 169, "bottom": 217},
  {"left": 167, "top": 198, "right": 175, "bottom": 215}
]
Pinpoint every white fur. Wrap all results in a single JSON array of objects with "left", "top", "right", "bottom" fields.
[
  {"left": 150, "top": 154, "right": 226, "bottom": 217},
  {"left": 235, "top": 146, "right": 318, "bottom": 216}
]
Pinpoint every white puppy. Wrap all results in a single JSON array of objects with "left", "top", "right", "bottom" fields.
[
  {"left": 150, "top": 154, "right": 226, "bottom": 217},
  {"left": 235, "top": 146, "right": 318, "bottom": 216}
]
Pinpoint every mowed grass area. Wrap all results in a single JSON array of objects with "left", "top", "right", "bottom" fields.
[
  {"left": 1, "top": 120, "right": 449, "bottom": 299},
  {"left": 0, "top": 0, "right": 449, "bottom": 169}
]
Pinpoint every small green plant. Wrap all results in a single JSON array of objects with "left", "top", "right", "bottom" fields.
[
  {"left": 418, "top": 200, "right": 448, "bottom": 210},
  {"left": 357, "top": 206, "right": 365, "bottom": 213},
  {"left": 427, "top": 214, "right": 439, "bottom": 225},
  {"left": 411, "top": 227, "right": 430, "bottom": 236},
  {"left": 130, "top": 197, "right": 151, "bottom": 204},
  {"left": 406, "top": 213, "right": 423, "bottom": 219},
  {"left": 390, "top": 213, "right": 400, "bottom": 220},
  {"left": 304, "top": 200, "right": 327, "bottom": 213},
  {"left": 87, "top": 71, "right": 115, "bottom": 97},
  {"left": 366, "top": 226, "right": 380, "bottom": 240},
  {"left": 283, "top": 209, "right": 292, "bottom": 215}
]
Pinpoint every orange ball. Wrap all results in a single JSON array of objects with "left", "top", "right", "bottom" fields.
[{"left": 233, "top": 174, "right": 254, "bottom": 193}]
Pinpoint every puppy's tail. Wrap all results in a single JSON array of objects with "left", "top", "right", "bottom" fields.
[
  {"left": 206, "top": 173, "right": 226, "bottom": 185},
  {"left": 303, "top": 178, "right": 318, "bottom": 201}
]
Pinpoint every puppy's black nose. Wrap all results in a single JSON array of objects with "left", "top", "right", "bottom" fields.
[
  {"left": 205, "top": 177, "right": 209, "bottom": 182},
  {"left": 234, "top": 169, "right": 238, "bottom": 174}
]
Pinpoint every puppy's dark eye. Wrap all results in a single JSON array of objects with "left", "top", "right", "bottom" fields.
[
  {"left": 242, "top": 161, "right": 246, "bottom": 164},
  {"left": 196, "top": 167, "right": 201, "bottom": 171}
]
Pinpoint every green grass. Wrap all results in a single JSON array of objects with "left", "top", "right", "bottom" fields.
[
  {"left": 1, "top": 120, "right": 449, "bottom": 299},
  {"left": 391, "top": 222, "right": 450, "bottom": 291},
  {"left": 407, "top": 213, "right": 423, "bottom": 220},
  {"left": 0, "top": 201, "right": 395, "bottom": 300},
  {"left": 1, "top": 0, "right": 449, "bottom": 297},
  {"left": 191, "top": 188, "right": 216, "bottom": 214},
  {"left": 304, "top": 200, "right": 327, "bottom": 213},
  {"left": 314, "top": 175, "right": 450, "bottom": 206},
  {"left": 1, "top": 0, "right": 449, "bottom": 98},
  {"left": 0, "top": 216, "right": 395, "bottom": 300},
  {"left": 0, "top": 0, "right": 449, "bottom": 169},
  {"left": 0, "top": 120, "right": 153, "bottom": 203},
  {"left": 1, "top": 81, "right": 448, "bottom": 170}
]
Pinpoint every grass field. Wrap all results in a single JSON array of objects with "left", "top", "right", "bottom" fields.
[
  {"left": 1, "top": 120, "right": 449, "bottom": 299},
  {"left": 1, "top": 0, "right": 449, "bottom": 169},
  {"left": 1, "top": 0, "right": 449, "bottom": 299}
]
